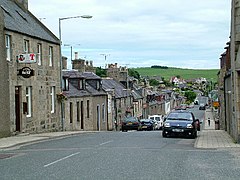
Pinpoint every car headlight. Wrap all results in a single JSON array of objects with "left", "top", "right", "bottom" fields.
[
  {"left": 186, "top": 124, "right": 193, "bottom": 128},
  {"left": 164, "top": 122, "right": 171, "bottom": 128}
]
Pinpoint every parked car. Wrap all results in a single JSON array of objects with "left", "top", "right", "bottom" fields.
[
  {"left": 162, "top": 111, "right": 199, "bottom": 138},
  {"left": 148, "top": 115, "right": 164, "bottom": 130},
  {"left": 121, "top": 117, "right": 142, "bottom": 132},
  {"left": 199, "top": 103, "right": 206, "bottom": 110},
  {"left": 140, "top": 119, "right": 155, "bottom": 131}
]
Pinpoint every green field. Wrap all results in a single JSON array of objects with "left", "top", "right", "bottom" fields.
[{"left": 133, "top": 67, "right": 219, "bottom": 82}]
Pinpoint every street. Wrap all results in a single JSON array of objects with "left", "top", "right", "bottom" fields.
[{"left": 1, "top": 128, "right": 240, "bottom": 180}]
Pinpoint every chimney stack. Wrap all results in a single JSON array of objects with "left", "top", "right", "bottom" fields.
[
  {"left": 74, "top": 52, "right": 78, "bottom": 60},
  {"left": 15, "top": 0, "right": 28, "bottom": 10}
]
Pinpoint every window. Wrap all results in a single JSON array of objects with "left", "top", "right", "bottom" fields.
[
  {"left": 102, "top": 104, "right": 105, "bottom": 122},
  {"left": 37, "top": 43, "right": 42, "bottom": 65},
  {"left": 87, "top": 100, "right": 90, "bottom": 118},
  {"left": 79, "top": 79, "right": 84, "bottom": 90},
  {"left": 96, "top": 81, "right": 100, "bottom": 90},
  {"left": 63, "top": 78, "right": 69, "bottom": 91},
  {"left": 24, "top": 39, "right": 29, "bottom": 53},
  {"left": 49, "top": 46, "right": 53, "bottom": 66},
  {"left": 5, "top": 35, "right": 11, "bottom": 61},
  {"left": 26, "top": 87, "right": 32, "bottom": 117},
  {"left": 50, "top": 87, "right": 55, "bottom": 113}
]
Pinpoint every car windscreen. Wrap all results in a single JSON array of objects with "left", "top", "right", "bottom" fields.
[{"left": 167, "top": 113, "right": 193, "bottom": 121}]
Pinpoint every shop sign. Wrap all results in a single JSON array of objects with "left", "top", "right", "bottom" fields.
[
  {"left": 18, "top": 67, "right": 34, "bottom": 78},
  {"left": 17, "top": 53, "right": 36, "bottom": 63}
]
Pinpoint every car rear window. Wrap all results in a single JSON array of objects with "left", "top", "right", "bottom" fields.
[{"left": 124, "top": 117, "right": 138, "bottom": 122}]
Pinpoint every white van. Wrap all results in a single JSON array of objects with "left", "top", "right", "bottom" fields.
[{"left": 148, "top": 115, "right": 164, "bottom": 130}]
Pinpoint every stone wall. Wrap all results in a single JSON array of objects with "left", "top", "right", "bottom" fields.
[
  {"left": 6, "top": 30, "right": 61, "bottom": 134},
  {"left": 0, "top": 9, "right": 11, "bottom": 138}
]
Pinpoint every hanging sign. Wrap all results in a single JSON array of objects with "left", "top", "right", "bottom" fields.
[
  {"left": 17, "top": 53, "right": 36, "bottom": 63},
  {"left": 18, "top": 67, "right": 34, "bottom": 78}
]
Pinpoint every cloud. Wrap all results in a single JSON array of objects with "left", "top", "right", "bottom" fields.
[{"left": 29, "top": 0, "right": 231, "bottom": 69}]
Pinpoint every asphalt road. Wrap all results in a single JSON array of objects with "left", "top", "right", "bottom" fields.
[{"left": 1, "top": 126, "right": 240, "bottom": 180}]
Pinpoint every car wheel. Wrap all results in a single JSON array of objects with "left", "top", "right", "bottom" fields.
[{"left": 162, "top": 131, "right": 167, "bottom": 138}]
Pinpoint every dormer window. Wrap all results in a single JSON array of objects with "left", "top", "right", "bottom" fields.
[
  {"left": 63, "top": 78, "right": 69, "bottom": 91},
  {"left": 79, "top": 79, "right": 85, "bottom": 90},
  {"left": 96, "top": 80, "right": 102, "bottom": 90}
]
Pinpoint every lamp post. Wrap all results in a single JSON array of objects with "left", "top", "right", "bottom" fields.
[{"left": 59, "top": 15, "right": 92, "bottom": 131}]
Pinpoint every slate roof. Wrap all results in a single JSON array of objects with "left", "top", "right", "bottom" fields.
[
  {"left": 0, "top": 0, "right": 59, "bottom": 44},
  {"left": 62, "top": 70, "right": 84, "bottom": 78},
  {"left": 63, "top": 70, "right": 106, "bottom": 98},
  {"left": 81, "top": 72, "right": 101, "bottom": 80},
  {"left": 102, "top": 78, "right": 130, "bottom": 99},
  {"left": 131, "top": 90, "right": 143, "bottom": 100}
]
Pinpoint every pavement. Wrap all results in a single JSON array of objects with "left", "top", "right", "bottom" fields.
[
  {"left": 194, "top": 108, "right": 240, "bottom": 149},
  {"left": 0, "top": 109, "right": 240, "bottom": 150}
]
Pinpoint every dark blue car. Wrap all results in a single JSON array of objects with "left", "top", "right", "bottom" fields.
[{"left": 162, "top": 111, "right": 199, "bottom": 138}]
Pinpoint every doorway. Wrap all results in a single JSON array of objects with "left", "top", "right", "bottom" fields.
[
  {"left": 15, "top": 86, "right": 21, "bottom": 132},
  {"left": 97, "top": 105, "right": 100, "bottom": 131}
]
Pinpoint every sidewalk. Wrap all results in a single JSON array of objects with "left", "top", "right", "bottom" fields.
[
  {"left": 194, "top": 108, "right": 240, "bottom": 149},
  {"left": 0, "top": 131, "right": 96, "bottom": 150}
]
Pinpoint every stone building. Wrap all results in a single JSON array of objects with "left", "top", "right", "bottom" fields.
[
  {"left": 0, "top": 0, "right": 61, "bottom": 137},
  {"left": 62, "top": 70, "right": 108, "bottom": 131},
  {"left": 222, "top": 0, "right": 240, "bottom": 143},
  {"left": 107, "top": 63, "right": 129, "bottom": 88},
  {"left": 72, "top": 52, "right": 96, "bottom": 73},
  {"left": 218, "top": 42, "right": 230, "bottom": 131},
  {"left": 102, "top": 78, "right": 133, "bottom": 130}
]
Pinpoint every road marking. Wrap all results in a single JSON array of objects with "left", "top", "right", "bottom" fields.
[
  {"left": 44, "top": 152, "right": 80, "bottom": 167},
  {"left": 99, "top": 140, "right": 113, "bottom": 146}
]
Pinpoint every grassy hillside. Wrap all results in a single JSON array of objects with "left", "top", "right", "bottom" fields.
[{"left": 133, "top": 67, "right": 219, "bottom": 82}]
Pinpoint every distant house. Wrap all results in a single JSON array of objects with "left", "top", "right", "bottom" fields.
[
  {"left": 102, "top": 78, "right": 132, "bottom": 130},
  {"left": 0, "top": 0, "right": 61, "bottom": 137},
  {"left": 62, "top": 70, "right": 108, "bottom": 131}
]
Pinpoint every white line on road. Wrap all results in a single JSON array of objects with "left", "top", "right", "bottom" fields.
[
  {"left": 44, "top": 152, "right": 80, "bottom": 167},
  {"left": 99, "top": 140, "right": 113, "bottom": 146}
]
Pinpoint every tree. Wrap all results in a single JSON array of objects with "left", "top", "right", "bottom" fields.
[
  {"left": 184, "top": 90, "right": 197, "bottom": 103},
  {"left": 128, "top": 68, "right": 140, "bottom": 80},
  {"left": 96, "top": 67, "right": 107, "bottom": 77},
  {"left": 149, "top": 79, "right": 160, "bottom": 86}
]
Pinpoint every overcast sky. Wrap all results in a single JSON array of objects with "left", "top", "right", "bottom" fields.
[{"left": 29, "top": 0, "right": 231, "bottom": 69}]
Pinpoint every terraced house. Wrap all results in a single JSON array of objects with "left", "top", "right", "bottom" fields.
[{"left": 0, "top": 0, "right": 61, "bottom": 137}]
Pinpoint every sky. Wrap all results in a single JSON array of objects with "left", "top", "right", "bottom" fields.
[{"left": 29, "top": 0, "right": 231, "bottom": 69}]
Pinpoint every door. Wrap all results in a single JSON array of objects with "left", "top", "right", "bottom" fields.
[
  {"left": 97, "top": 105, "right": 100, "bottom": 131},
  {"left": 15, "top": 86, "right": 21, "bottom": 132}
]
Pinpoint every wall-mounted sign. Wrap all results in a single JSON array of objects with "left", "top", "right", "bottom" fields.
[
  {"left": 17, "top": 53, "right": 36, "bottom": 63},
  {"left": 18, "top": 67, "right": 34, "bottom": 78}
]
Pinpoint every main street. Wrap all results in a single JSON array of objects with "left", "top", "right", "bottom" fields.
[
  {"left": 1, "top": 104, "right": 240, "bottom": 180},
  {"left": 1, "top": 130, "right": 240, "bottom": 179}
]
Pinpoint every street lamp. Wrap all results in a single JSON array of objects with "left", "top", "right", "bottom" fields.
[{"left": 59, "top": 15, "right": 92, "bottom": 131}]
